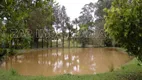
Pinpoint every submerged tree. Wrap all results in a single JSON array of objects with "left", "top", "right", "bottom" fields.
[{"left": 105, "top": 0, "right": 142, "bottom": 61}]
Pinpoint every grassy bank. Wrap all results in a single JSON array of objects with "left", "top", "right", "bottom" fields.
[{"left": 0, "top": 58, "right": 142, "bottom": 80}]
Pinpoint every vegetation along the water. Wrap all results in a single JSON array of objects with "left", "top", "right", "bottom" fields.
[{"left": 0, "top": 0, "right": 142, "bottom": 80}]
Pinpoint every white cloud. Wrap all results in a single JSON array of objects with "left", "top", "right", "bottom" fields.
[{"left": 55, "top": 0, "right": 98, "bottom": 21}]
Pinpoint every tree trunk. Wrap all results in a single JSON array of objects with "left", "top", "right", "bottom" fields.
[
  {"left": 68, "top": 31, "right": 71, "bottom": 48},
  {"left": 68, "top": 38, "right": 70, "bottom": 48},
  {"left": 50, "top": 40, "right": 52, "bottom": 48},
  {"left": 73, "top": 38, "right": 75, "bottom": 47},
  {"left": 46, "top": 38, "right": 49, "bottom": 48},
  {"left": 30, "top": 39, "right": 32, "bottom": 48},
  {"left": 62, "top": 34, "right": 64, "bottom": 48},
  {"left": 36, "top": 38, "right": 39, "bottom": 48},
  {"left": 42, "top": 37, "right": 43, "bottom": 48},
  {"left": 56, "top": 38, "right": 58, "bottom": 48},
  {"left": 34, "top": 35, "right": 38, "bottom": 48}
]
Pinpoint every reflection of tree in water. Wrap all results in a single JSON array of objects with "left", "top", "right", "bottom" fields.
[
  {"left": 51, "top": 48, "right": 81, "bottom": 74},
  {"left": 1, "top": 48, "right": 131, "bottom": 76},
  {"left": 2, "top": 48, "right": 95, "bottom": 75}
]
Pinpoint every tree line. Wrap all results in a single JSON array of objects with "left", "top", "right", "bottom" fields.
[{"left": 1, "top": 0, "right": 142, "bottom": 61}]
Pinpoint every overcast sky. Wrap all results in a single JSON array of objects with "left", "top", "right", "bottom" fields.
[{"left": 55, "top": 0, "right": 98, "bottom": 21}]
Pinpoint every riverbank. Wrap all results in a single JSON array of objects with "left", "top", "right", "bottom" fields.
[{"left": 0, "top": 58, "right": 142, "bottom": 80}]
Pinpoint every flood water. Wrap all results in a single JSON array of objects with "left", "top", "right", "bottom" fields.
[{"left": 0, "top": 48, "right": 132, "bottom": 76}]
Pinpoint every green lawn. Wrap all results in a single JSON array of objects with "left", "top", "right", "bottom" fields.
[{"left": 0, "top": 58, "right": 142, "bottom": 80}]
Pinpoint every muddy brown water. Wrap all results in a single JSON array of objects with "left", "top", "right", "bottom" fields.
[{"left": 0, "top": 48, "right": 132, "bottom": 76}]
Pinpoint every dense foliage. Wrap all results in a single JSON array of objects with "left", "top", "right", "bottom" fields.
[
  {"left": 0, "top": 0, "right": 54, "bottom": 57},
  {"left": 105, "top": 0, "right": 142, "bottom": 61}
]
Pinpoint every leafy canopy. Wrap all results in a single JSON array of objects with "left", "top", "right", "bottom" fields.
[{"left": 104, "top": 0, "right": 142, "bottom": 61}]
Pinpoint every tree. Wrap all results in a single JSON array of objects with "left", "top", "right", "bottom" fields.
[
  {"left": 94, "top": 0, "right": 113, "bottom": 46},
  {"left": 0, "top": 0, "right": 46, "bottom": 49},
  {"left": 72, "top": 18, "right": 79, "bottom": 47},
  {"left": 66, "top": 22, "right": 73, "bottom": 48},
  {"left": 53, "top": 3, "right": 61, "bottom": 47},
  {"left": 0, "top": 0, "right": 54, "bottom": 57},
  {"left": 77, "top": 2, "right": 95, "bottom": 47},
  {"left": 60, "top": 6, "right": 70, "bottom": 48},
  {"left": 104, "top": 0, "right": 142, "bottom": 61},
  {"left": 53, "top": 5, "right": 70, "bottom": 48},
  {"left": 27, "top": 0, "right": 55, "bottom": 48},
  {"left": 0, "top": 0, "right": 34, "bottom": 55}
]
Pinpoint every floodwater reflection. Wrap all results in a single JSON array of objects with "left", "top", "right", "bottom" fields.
[{"left": 0, "top": 48, "right": 132, "bottom": 76}]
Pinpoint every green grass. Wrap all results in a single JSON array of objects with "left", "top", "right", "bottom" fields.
[{"left": 0, "top": 58, "right": 142, "bottom": 80}]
